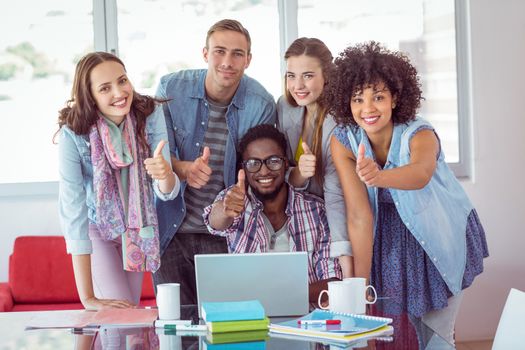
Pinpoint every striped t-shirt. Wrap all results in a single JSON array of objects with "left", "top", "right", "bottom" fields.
[{"left": 179, "top": 99, "right": 229, "bottom": 233}]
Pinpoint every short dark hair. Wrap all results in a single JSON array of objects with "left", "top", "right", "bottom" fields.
[
  {"left": 206, "top": 19, "right": 251, "bottom": 54},
  {"left": 239, "top": 124, "right": 288, "bottom": 159},
  {"left": 327, "top": 41, "right": 423, "bottom": 126}
]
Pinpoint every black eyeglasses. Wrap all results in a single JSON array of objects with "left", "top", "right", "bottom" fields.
[{"left": 242, "top": 155, "right": 286, "bottom": 173}]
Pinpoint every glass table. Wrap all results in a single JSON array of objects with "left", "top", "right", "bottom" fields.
[{"left": 0, "top": 301, "right": 455, "bottom": 349}]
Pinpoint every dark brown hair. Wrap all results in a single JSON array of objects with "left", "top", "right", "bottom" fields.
[
  {"left": 205, "top": 19, "right": 251, "bottom": 54},
  {"left": 55, "top": 52, "right": 161, "bottom": 149},
  {"left": 284, "top": 37, "right": 334, "bottom": 184},
  {"left": 327, "top": 41, "right": 423, "bottom": 126}
]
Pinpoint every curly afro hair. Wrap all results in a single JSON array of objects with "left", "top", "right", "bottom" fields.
[{"left": 326, "top": 41, "right": 423, "bottom": 126}]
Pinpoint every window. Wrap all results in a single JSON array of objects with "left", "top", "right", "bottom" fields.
[
  {"left": 0, "top": 0, "right": 93, "bottom": 187},
  {"left": 296, "top": 0, "right": 467, "bottom": 171},
  {"left": 1, "top": 0, "right": 469, "bottom": 195},
  {"left": 116, "top": 0, "right": 281, "bottom": 99}
]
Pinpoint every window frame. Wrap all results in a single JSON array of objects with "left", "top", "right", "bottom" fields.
[{"left": 1, "top": 0, "right": 470, "bottom": 197}]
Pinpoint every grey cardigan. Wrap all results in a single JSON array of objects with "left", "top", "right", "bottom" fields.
[{"left": 277, "top": 96, "right": 351, "bottom": 257}]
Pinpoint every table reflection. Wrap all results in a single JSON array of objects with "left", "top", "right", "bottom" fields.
[{"left": 70, "top": 302, "right": 453, "bottom": 350}]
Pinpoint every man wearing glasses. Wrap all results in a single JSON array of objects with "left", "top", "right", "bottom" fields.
[{"left": 203, "top": 125, "right": 341, "bottom": 303}]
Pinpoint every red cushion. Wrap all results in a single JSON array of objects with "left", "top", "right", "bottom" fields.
[
  {"left": 139, "top": 298, "right": 157, "bottom": 308},
  {"left": 12, "top": 302, "right": 84, "bottom": 312},
  {"left": 141, "top": 272, "right": 155, "bottom": 299},
  {"left": 0, "top": 283, "right": 14, "bottom": 311},
  {"left": 9, "top": 236, "right": 80, "bottom": 304},
  {"left": 6, "top": 236, "right": 157, "bottom": 311}
]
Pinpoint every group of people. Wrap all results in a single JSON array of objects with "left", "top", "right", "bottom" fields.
[{"left": 57, "top": 19, "right": 488, "bottom": 343}]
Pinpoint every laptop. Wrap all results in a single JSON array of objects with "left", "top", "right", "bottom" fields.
[{"left": 195, "top": 251, "right": 309, "bottom": 318}]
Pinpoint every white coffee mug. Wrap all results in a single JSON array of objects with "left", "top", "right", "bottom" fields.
[
  {"left": 318, "top": 278, "right": 377, "bottom": 314},
  {"left": 342, "top": 277, "right": 377, "bottom": 314},
  {"left": 156, "top": 283, "right": 181, "bottom": 320}
]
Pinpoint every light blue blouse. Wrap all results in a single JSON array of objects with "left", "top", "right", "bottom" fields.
[{"left": 58, "top": 105, "right": 180, "bottom": 255}]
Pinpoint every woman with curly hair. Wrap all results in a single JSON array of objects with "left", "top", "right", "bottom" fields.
[
  {"left": 56, "top": 52, "right": 180, "bottom": 310},
  {"left": 327, "top": 41, "right": 488, "bottom": 343},
  {"left": 277, "top": 37, "right": 350, "bottom": 277}
]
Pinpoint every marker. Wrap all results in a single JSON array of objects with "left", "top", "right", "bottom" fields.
[
  {"left": 154, "top": 319, "right": 192, "bottom": 328},
  {"left": 298, "top": 319, "right": 341, "bottom": 325},
  {"left": 163, "top": 324, "right": 208, "bottom": 331}
]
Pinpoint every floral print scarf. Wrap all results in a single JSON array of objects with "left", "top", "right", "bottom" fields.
[{"left": 89, "top": 113, "right": 160, "bottom": 272}]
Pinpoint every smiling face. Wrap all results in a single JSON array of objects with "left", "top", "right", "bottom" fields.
[
  {"left": 350, "top": 81, "right": 396, "bottom": 136},
  {"left": 286, "top": 54, "right": 325, "bottom": 109},
  {"left": 203, "top": 30, "right": 252, "bottom": 101},
  {"left": 242, "top": 138, "right": 287, "bottom": 201},
  {"left": 89, "top": 60, "right": 133, "bottom": 124}
]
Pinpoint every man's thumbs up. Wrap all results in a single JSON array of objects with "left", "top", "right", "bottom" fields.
[
  {"left": 201, "top": 146, "right": 210, "bottom": 164},
  {"left": 186, "top": 146, "right": 212, "bottom": 188},
  {"left": 223, "top": 169, "right": 247, "bottom": 218},
  {"left": 237, "top": 169, "right": 246, "bottom": 193}
]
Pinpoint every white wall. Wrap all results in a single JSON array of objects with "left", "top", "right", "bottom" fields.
[
  {"left": 454, "top": 0, "right": 525, "bottom": 341},
  {"left": 1, "top": 0, "right": 525, "bottom": 341}
]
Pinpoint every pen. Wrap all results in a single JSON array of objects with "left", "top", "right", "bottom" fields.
[
  {"left": 163, "top": 324, "right": 208, "bottom": 331},
  {"left": 298, "top": 319, "right": 341, "bottom": 325}
]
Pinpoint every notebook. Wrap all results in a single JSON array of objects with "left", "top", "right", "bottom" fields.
[
  {"left": 268, "top": 309, "right": 393, "bottom": 343},
  {"left": 201, "top": 300, "right": 265, "bottom": 322},
  {"left": 195, "top": 252, "right": 309, "bottom": 318}
]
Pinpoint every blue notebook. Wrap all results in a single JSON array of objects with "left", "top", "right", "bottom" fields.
[
  {"left": 201, "top": 300, "right": 266, "bottom": 322},
  {"left": 269, "top": 309, "right": 393, "bottom": 343}
]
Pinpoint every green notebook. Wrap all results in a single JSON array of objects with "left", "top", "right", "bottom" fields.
[
  {"left": 207, "top": 317, "right": 270, "bottom": 333},
  {"left": 206, "top": 330, "right": 268, "bottom": 344}
]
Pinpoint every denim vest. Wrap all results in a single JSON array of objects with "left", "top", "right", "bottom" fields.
[
  {"left": 155, "top": 69, "right": 277, "bottom": 255},
  {"left": 58, "top": 105, "right": 176, "bottom": 255},
  {"left": 342, "top": 117, "right": 472, "bottom": 294}
]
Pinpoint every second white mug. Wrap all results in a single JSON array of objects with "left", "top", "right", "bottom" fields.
[
  {"left": 156, "top": 283, "right": 181, "bottom": 320},
  {"left": 318, "top": 278, "right": 377, "bottom": 314}
]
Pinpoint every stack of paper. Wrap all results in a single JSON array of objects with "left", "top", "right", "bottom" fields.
[{"left": 269, "top": 309, "right": 393, "bottom": 344}]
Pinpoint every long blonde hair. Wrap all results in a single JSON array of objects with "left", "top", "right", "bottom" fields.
[{"left": 284, "top": 37, "right": 334, "bottom": 185}]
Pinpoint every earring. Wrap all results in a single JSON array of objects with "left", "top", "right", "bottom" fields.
[{"left": 392, "top": 103, "right": 396, "bottom": 109}]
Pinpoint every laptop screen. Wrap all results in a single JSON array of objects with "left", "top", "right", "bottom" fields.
[{"left": 195, "top": 251, "right": 309, "bottom": 317}]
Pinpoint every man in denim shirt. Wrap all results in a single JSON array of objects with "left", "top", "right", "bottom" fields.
[{"left": 154, "top": 19, "right": 276, "bottom": 304}]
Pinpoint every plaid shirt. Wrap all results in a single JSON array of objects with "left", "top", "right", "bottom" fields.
[{"left": 203, "top": 185, "right": 342, "bottom": 283}]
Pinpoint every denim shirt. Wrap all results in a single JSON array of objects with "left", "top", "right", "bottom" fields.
[
  {"left": 58, "top": 105, "right": 179, "bottom": 255},
  {"left": 155, "top": 69, "right": 277, "bottom": 255},
  {"left": 277, "top": 96, "right": 351, "bottom": 257},
  {"left": 341, "top": 117, "right": 473, "bottom": 294}
]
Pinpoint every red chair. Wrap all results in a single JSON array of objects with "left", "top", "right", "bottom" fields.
[{"left": 0, "top": 236, "right": 156, "bottom": 312}]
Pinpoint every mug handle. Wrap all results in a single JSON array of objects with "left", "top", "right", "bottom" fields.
[
  {"left": 318, "top": 290, "right": 329, "bottom": 309},
  {"left": 365, "top": 285, "right": 377, "bottom": 304}
]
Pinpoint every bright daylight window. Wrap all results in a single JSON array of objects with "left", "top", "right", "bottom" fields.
[
  {"left": 117, "top": 0, "right": 281, "bottom": 100},
  {"left": 298, "top": 0, "right": 461, "bottom": 163},
  {"left": 1, "top": 0, "right": 466, "bottom": 191},
  {"left": 0, "top": 0, "right": 93, "bottom": 184}
]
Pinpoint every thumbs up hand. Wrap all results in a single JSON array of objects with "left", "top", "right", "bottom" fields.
[
  {"left": 186, "top": 146, "right": 212, "bottom": 189},
  {"left": 355, "top": 143, "right": 381, "bottom": 187},
  {"left": 298, "top": 142, "right": 316, "bottom": 179},
  {"left": 223, "top": 169, "right": 246, "bottom": 218},
  {"left": 144, "top": 140, "right": 172, "bottom": 180}
]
